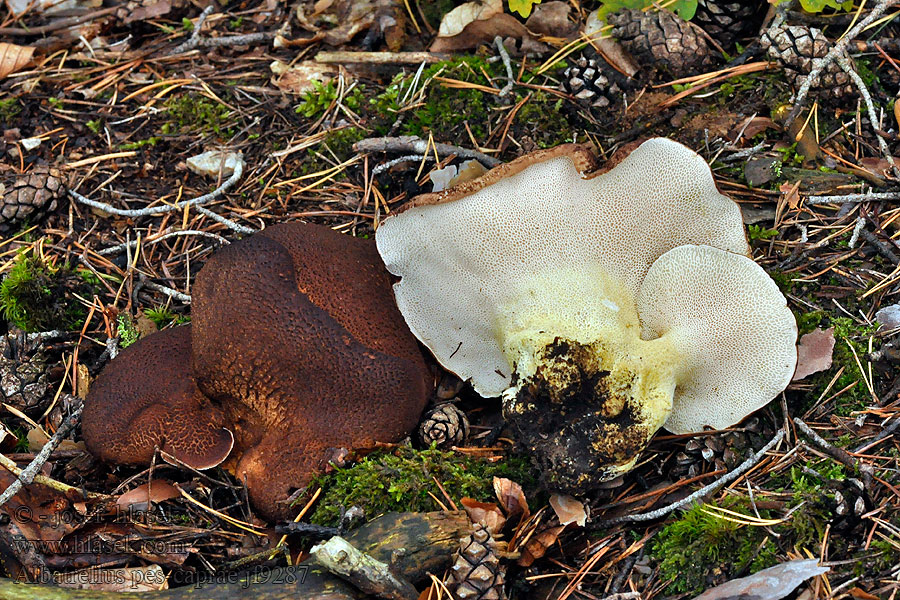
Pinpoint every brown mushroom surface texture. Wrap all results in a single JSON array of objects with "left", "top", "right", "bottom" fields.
[
  {"left": 192, "top": 223, "right": 430, "bottom": 519},
  {"left": 376, "top": 138, "right": 797, "bottom": 493},
  {"left": 82, "top": 326, "right": 234, "bottom": 470},
  {"left": 83, "top": 223, "right": 431, "bottom": 521}
]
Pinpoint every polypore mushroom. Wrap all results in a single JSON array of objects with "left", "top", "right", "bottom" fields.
[
  {"left": 83, "top": 223, "right": 431, "bottom": 520},
  {"left": 376, "top": 138, "right": 797, "bottom": 492},
  {"left": 83, "top": 326, "right": 234, "bottom": 470}
]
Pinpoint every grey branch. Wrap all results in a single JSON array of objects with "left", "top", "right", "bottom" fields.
[
  {"left": 835, "top": 52, "right": 900, "bottom": 179},
  {"left": 310, "top": 536, "right": 418, "bottom": 600},
  {"left": 0, "top": 404, "right": 84, "bottom": 509},
  {"left": 806, "top": 191, "right": 900, "bottom": 204},
  {"left": 594, "top": 429, "right": 785, "bottom": 526},
  {"left": 495, "top": 36, "right": 515, "bottom": 97},
  {"left": 355, "top": 136, "right": 501, "bottom": 168},
  {"left": 142, "top": 281, "right": 192, "bottom": 304},
  {"left": 793, "top": 417, "right": 874, "bottom": 489},
  {"left": 69, "top": 157, "right": 243, "bottom": 218},
  {"left": 98, "top": 229, "right": 230, "bottom": 256},
  {"left": 783, "top": 0, "right": 900, "bottom": 128},
  {"left": 169, "top": 4, "right": 215, "bottom": 55}
]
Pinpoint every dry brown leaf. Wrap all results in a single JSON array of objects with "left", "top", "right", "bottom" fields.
[
  {"left": 549, "top": 493, "right": 587, "bottom": 527},
  {"left": 121, "top": 0, "right": 172, "bottom": 24},
  {"left": 525, "top": 1, "right": 577, "bottom": 37},
  {"left": 270, "top": 61, "right": 337, "bottom": 95},
  {"left": 493, "top": 477, "right": 529, "bottom": 523},
  {"left": 0, "top": 43, "right": 35, "bottom": 80},
  {"left": 116, "top": 480, "right": 180, "bottom": 511},
  {"left": 516, "top": 521, "right": 565, "bottom": 567},
  {"left": 859, "top": 157, "right": 900, "bottom": 178},
  {"left": 792, "top": 327, "right": 835, "bottom": 381},
  {"left": 437, "top": 0, "right": 502, "bottom": 37},
  {"left": 460, "top": 497, "right": 506, "bottom": 534},
  {"left": 693, "top": 559, "right": 828, "bottom": 600}
]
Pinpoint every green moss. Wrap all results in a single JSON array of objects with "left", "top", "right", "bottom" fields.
[
  {"left": 795, "top": 310, "right": 823, "bottom": 335},
  {"left": 651, "top": 497, "right": 777, "bottom": 595},
  {"left": 119, "top": 137, "right": 160, "bottom": 150},
  {"left": 0, "top": 251, "right": 92, "bottom": 333},
  {"left": 0, "top": 98, "right": 21, "bottom": 123},
  {"left": 163, "top": 93, "right": 233, "bottom": 137},
  {"left": 144, "top": 305, "right": 187, "bottom": 327},
  {"left": 116, "top": 314, "right": 139, "bottom": 348},
  {"left": 748, "top": 224, "right": 778, "bottom": 241},
  {"left": 769, "top": 271, "right": 795, "bottom": 295},
  {"left": 370, "top": 57, "right": 500, "bottom": 140},
  {"left": 308, "top": 445, "right": 537, "bottom": 526},
  {"left": 513, "top": 90, "right": 574, "bottom": 148}
]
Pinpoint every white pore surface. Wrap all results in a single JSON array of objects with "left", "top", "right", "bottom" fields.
[
  {"left": 638, "top": 245, "right": 798, "bottom": 434},
  {"left": 376, "top": 138, "right": 751, "bottom": 397}
]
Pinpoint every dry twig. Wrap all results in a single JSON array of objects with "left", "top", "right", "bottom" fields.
[
  {"left": 355, "top": 136, "right": 500, "bottom": 168},
  {"left": 594, "top": 429, "right": 786, "bottom": 526}
]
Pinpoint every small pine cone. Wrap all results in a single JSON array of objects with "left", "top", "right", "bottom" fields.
[
  {"left": 561, "top": 52, "right": 630, "bottom": 109},
  {"left": 418, "top": 403, "right": 469, "bottom": 448},
  {"left": 446, "top": 524, "right": 506, "bottom": 600},
  {"left": 692, "top": 0, "right": 767, "bottom": 49},
  {"left": 671, "top": 417, "right": 771, "bottom": 478},
  {"left": 760, "top": 24, "right": 854, "bottom": 100},
  {"left": 0, "top": 331, "right": 49, "bottom": 412},
  {"left": 608, "top": 9, "right": 715, "bottom": 78},
  {"left": 0, "top": 167, "right": 65, "bottom": 235}
]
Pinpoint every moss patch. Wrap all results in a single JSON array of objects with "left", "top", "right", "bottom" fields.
[
  {"left": 651, "top": 497, "right": 777, "bottom": 595},
  {"left": 163, "top": 93, "right": 233, "bottom": 137},
  {"left": 308, "top": 445, "right": 537, "bottom": 526},
  {"left": 1, "top": 251, "right": 94, "bottom": 332}
]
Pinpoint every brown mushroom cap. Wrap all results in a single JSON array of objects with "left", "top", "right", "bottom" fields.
[
  {"left": 192, "top": 222, "right": 430, "bottom": 519},
  {"left": 82, "top": 326, "right": 234, "bottom": 470}
]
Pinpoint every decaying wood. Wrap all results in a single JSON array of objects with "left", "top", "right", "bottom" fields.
[
  {"left": 310, "top": 537, "right": 417, "bottom": 600},
  {"left": 0, "top": 511, "right": 470, "bottom": 600}
]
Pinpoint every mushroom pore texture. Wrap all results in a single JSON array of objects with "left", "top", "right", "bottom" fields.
[
  {"left": 375, "top": 138, "right": 797, "bottom": 492},
  {"left": 83, "top": 223, "right": 431, "bottom": 520}
]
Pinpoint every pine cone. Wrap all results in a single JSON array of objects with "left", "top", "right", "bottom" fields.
[
  {"left": 692, "top": 0, "right": 767, "bottom": 49},
  {"left": 760, "top": 24, "right": 854, "bottom": 100},
  {"left": 670, "top": 417, "right": 772, "bottom": 478},
  {"left": 446, "top": 523, "right": 506, "bottom": 600},
  {"left": 0, "top": 167, "right": 65, "bottom": 235},
  {"left": 561, "top": 51, "right": 634, "bottom": 109},
  {"left": 418, "top": 403, "right": 469, "bottom": 448},
  {"left": 0, "top": 331, "right": 49, "bottom": 412},
  {"left": 608, "top": 8, "right": 715, "bottom": 78}
]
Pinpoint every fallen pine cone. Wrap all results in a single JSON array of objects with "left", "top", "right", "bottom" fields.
[
  {"left": 760, "top": 24, "right": 855, "bottom": 101},
  {"left": 608, "top": 8, "right": 715, "bottom": 78},
  {"left": 446, "top": 523, "right": 507, "bottom": 600},
  {"left": 0, "top": 167, "right": 65, "bottom": 235}
]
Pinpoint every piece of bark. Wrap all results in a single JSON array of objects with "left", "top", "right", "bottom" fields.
[
  {"left": 0, "top": 511, "right": 470, "bottom": 600},
  {"left": 311, "top": 537, "right": 417, "bottom": 600}
]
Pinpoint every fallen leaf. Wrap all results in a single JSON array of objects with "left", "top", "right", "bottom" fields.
[
  {"left": 859, "top": 157, "right": 900, "bottom": 178},
  {"left": 186, "top": 151, "right": 244, "bottom": 178},
  {"left": 691, "top": 559, "right": 828, "bottom": 600},
  {"left": 792, "top": 327, "right": 835, "bottom": 381},
  {"left": 460, "top": 497, "right": 506, "bottom": 534},
  {"left": 270, "top": 60, "right": 337, "bottom": 95},
  {"left": 516, "top": 521, "right": 564, "bottom": 566},
  {"left": 493, "top": 477, "right": 529, "bottom": 523},
  {"left": 733, "top": 116, "right": 779, "bottom": 141},
  {"left": 297, "top": 0, "right": 405, "bottom": 48},
  {"left": 121, "top": 0, "right": 172, "bottom": 24},
  {"left": 0, "top": 43, "right": 35, "bottom": 79},
  {"left": 525, "top": 1, "right": 576, "bottom": 37},
  {"left": 549, "top": 493, "right": 587, "bottom": 527},
  {"left": 876, "top": 304, "right": 900, "bottom": 329},
  {"left": 437, "top": 0, "right": 502, "bottom": 37},
  {"left": 848, "top": 587, "right": 881, "bottom": 600},
  {"left": 116, "top": 480, "right": 180, "bottom": 512}
]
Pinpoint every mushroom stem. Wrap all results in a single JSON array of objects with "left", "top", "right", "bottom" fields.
[{"left": 495, "top": 267, "right": 681, "bottom": 492}]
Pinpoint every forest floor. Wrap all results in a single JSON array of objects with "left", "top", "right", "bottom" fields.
[{"left": 1, "top": 0, "right": 900, "bottom": 599}]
